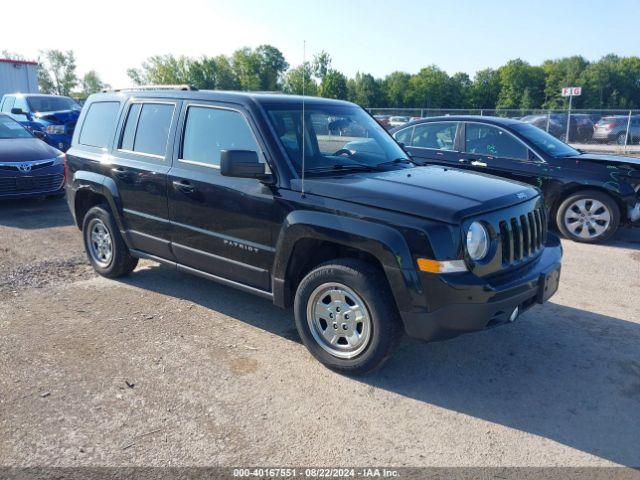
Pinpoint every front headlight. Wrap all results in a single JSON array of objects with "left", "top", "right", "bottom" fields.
[
  {"left": 466, "top": 221, "right": 489, "bottom": 261},
  {"left": 45, "top": 125, "right": 66, "bottom": 135}
]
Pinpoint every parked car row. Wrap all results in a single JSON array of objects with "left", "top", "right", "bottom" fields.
[{"left": 376, "top": 111, "right": 640, "bottom": 145}]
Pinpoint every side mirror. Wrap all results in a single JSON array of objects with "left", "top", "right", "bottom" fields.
[
  {"left": 32, "top": 130, "right": 46, "bottom": 140},
  {"left": 11, "top": 107, "right": 26, "bottom": 116},
  {"left": 220, "top": 150, "right": 270, "bottom": 181}
]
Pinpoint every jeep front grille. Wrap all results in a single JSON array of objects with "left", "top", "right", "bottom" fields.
[{"left": 498, "top": 207, "right": 546, "bottom": 265}]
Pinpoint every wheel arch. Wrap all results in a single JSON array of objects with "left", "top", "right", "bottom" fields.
[
  {"left": 271, "top": 211, "right": 420, "bottom": 310},
  {"left": 71, "top": 171, "right": 124, "bottom": 231}
]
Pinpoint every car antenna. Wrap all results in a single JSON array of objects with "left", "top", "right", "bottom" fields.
[{"left": 301, "top": 40, "right": 306, "bottom": 198}]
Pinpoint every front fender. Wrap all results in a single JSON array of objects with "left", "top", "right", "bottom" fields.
[{"left": 271, "top": 210, "right": 422, "bottom": 311}]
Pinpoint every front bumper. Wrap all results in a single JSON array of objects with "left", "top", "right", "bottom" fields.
[
  {"left": 43, "top": 133, "right": 72, "bottom": 152},
  {"left": 401, "top": 234, "right": 563, "bottom": 341}
]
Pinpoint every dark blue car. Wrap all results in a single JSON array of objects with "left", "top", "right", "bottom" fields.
[
  {"left": 0, "top": 93, "right": 81, "bottom": 152},
  {"left": 0, "top": 114, "right": 65, "bottom": 199}
]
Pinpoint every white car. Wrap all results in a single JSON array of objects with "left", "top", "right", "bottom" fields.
[{"left": 388, "top": 116, "right": 410, "bottom": 128}]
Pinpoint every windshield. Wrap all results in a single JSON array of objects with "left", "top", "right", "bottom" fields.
[
  {"left": 0, "top": 115, "right": 33, "bottom": 139},
  {"left": 27, "top": 96, "right": 81, "bottom": 113},
  {"left": 512, "top": 123, "right": 579, "bottom": 158},
  {"left": 264, "top": 104, "right": 408, "bottom": 173}
]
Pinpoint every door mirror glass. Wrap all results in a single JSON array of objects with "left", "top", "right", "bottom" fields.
[
  {"left": 220, "top": 150, "right": 269, "bottom": 180},
  {"left": 11, "top": 107, "right": 26, "bottom": 116},
  {"left": 32, "top": 130, "right": 46, "bottom": 139}
]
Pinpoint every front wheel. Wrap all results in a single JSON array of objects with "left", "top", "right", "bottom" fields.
[
  {"left": 556, "top": 191, "right": 620, "bottom": 243},
  {"left": 294, "top": 259, "right": 402, "bottom": 375},
  {"left": 82, "top": 205, "right": 138, "bottom": 277}
]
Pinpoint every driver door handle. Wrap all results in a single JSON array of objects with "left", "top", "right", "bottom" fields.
[
  {"left": 172, "top": 180, "right": 196, "bottom": 194},
  {"left": 458, "top": 158, "right": 470, "bottom": 164}
]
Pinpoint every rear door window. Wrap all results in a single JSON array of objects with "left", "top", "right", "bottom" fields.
[
  {"left": 121, "top": 103, "right": 174, "bottom": 157},
  {"left": 79, "top": 101, "right": 121, "bottom": 148}
]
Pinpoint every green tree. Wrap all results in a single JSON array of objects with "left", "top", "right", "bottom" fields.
[
  {"left": 319, "top": 69, "right": 348, "bottom": 99},
  {"left": 127, "top": 54, "right": 191, "bottom": 85},
  {"left": 230, "top": 45, "right": 288, "bottom": 91},
  {"left": 542, "top": 56, "right": 588, "bottom": 108},
  {"left": 347, "top": 72, "right": 383, "bottom": 106},
  {"left": 407, "top": 65, "right": 451, "bottom": 108},
  {"left": 80, "top": 70, "right": 108, "bottom": 96},
  {"left": 449, "top": 72, "right": 472, "bottom": 109},
  {"left": 469, "top": 68, "right": 501, "bottom": 109},
  {"left": 282, "top": 62, "right": 317, "bottom": 96},
  {"left": 189, "top": 55, "right": 240, "bottom": 90},
  {"left": 382, "top": 71, "right": 411, "bottom": 107},
  {"left": 38, "top": 50, "right": 78, "bottom": 96},
  {"left": 496, "top": 59, "right": 545, "bottom": 109}
]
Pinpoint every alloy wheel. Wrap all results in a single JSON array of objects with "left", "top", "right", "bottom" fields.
[{"left": 563, "top": 198, "right": 612, "bottom": 240}]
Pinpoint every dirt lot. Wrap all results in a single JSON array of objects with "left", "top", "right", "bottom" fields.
[{"left": 0, "top": 198, "right": 639, "bottom": 467}]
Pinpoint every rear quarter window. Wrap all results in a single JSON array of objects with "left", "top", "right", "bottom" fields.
[{"left": 79, "top": 101, "right": 121, "bottom": 148}]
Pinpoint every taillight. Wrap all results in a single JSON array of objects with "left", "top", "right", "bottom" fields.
[{"left": 61, "top": 153, "right": 69, "bottom": 182}]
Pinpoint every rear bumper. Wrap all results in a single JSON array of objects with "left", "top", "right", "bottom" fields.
[{"left": 401, "top": 234, "right": 563, "bottom": 341}]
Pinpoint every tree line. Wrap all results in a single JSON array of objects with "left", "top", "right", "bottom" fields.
[
  {"left": 126, "top": 46, "right": 640, "bottom": 110},
  {"left": 4, "top": 46, "right": 640, "bottom": 109}
]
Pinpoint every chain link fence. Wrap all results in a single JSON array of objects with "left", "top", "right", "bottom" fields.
[{"left": 368, "top": 108, "right": 640, "bottom": 155}]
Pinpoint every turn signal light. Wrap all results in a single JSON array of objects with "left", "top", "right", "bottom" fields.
[{"left": 417, "top": 258, "right": 467, "bottom": 274}]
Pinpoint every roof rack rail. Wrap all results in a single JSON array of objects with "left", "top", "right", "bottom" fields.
[{"left": 103, "top": 84, "right": 198, "bottom": 93}]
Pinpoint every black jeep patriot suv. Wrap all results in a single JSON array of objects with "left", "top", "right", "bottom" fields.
[{"left": 66, "top": 87, "right": 562, "bottom": 373}]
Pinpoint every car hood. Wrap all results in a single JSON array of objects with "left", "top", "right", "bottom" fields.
[
  {"left": 34, "top": 109, "right": 80, "bottom": 125},
  {"left": 0, "top": 138, "right": 62, "bottom": 162},
  {"left": 294, "top": 166, "right": 539, "bottom": 224},
  {"left": 568, "top": 153, "right": 640, "bottom": 169}
]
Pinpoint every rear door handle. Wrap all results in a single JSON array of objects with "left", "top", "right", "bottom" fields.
[
  {"left": 172, "top": 180, "right": 195, "bottom": 194},
  {"left": 458, "top": 158, "right": 470, "bottom": 164},
  {"left": 111, "top": 167, "right": 129, "bottom": 178}
]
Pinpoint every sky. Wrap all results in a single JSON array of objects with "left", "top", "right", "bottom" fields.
[{"left": 1, "top": 0, "right": 638, "bottom": 87}]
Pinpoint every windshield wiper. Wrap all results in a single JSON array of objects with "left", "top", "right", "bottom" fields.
[
  {"left": 307, "top": 159, "right": 384, "bottom": 173},
  {"left": 376, "top": 157, "right": 416, "bottom": 168}
]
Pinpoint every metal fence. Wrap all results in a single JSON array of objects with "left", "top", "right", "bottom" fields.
[{"left": 368, "top": 108, "right": 640, "bottom": 154}]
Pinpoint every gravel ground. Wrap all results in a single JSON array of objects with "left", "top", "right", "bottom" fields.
[{"left": 0, "top": 198, "right": 639, "bottom": 467}]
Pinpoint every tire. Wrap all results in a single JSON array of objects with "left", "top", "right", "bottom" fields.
[
  {"left": 82, "top": 205, "right": 138, "bottom": 277},
  {"left": 555, "top": 190, "right": 620, "bottom": 243},
  {"left": 616, "top": 132, "right": 628, "bottom": 145},
  {"left": 293, "top": 259, "right": 402, "bottom": 375}
]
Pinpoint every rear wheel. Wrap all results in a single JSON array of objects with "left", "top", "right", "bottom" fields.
[
  {"left": 82, "top": 205, "right": 138, "bottom": 277},
  {"left": 294, "top": 259, "right": 402, "bottom": 375},
  {"left": 616, "top": 131, "right": 629, "bottom": 145},
  {"left": 556, "top": 190, "right": 620, "bottom": 243}
]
